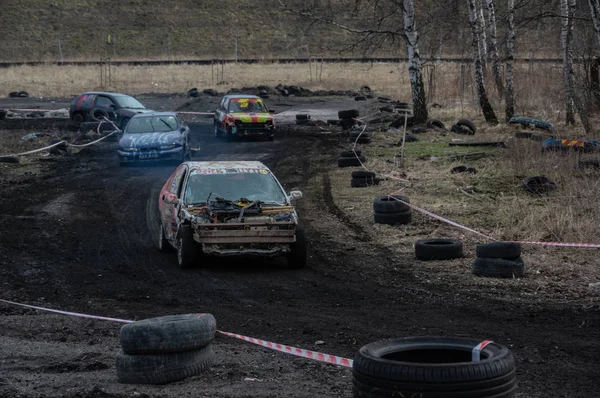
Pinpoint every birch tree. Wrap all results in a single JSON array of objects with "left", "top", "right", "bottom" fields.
[
  {"left": 467, "top": 0, "right": 498, "bottom": 124},
  {"left": 505, "top": 0, "right": 516, "bottom": 121},
  {"left": 561, "top": 0, "right": 575, "bottom": 124},
  {"left": 403, "top": 0, "right": 428, "bottom": 123},
  {"left": 477, "top": 0, "right": 488, "bottom": 71},
  {"left": 486, "top": 0, "right": 504, "bottom": 96},
  {"left": 589, "top": 0, "right": 600, "bottom": 42}
]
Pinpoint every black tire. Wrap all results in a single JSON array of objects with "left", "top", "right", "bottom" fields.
[
  {"left": 472, "top": 257, "right": 525, "bottom": 278},
  {"left": 411, "top": 127, "right": 429, "bottom": 134},
  {"left": 355, "top": 95, "right": 367, "bottom": 101},
  {"left": 9, "top": 91, "right": 19, "bottom": 98},
  {"left": 377, "top": 96, "right": 391, "bottom": 103},
  {"left": 338, "top": 109, "right": 359, "bottom": 119},
  {"left": 373, "top": 195, "right": 410, "bottom": 213},
  {"left": 177, "top": 225, "right": 198, "bottom": 268},
  {"left": 476, "top": 242, "right": 521, "bottom": 259},
  {"left": 79, "top": 121, "right": 100, "bottom": 132},
  {"left": 0, "top": 156, "right": 19, "bottom": 164},
  {"left": 451, "top": 165, "right": 477, "bottom": 174},
  {"left": 120, "top": 314, "right": 216, "bottom": 355},
  {"left": 18, "top": 91, "right": 29, "bottom": 97},
  {"left": 341, "top": 149, "right": 362, "bottom": 157},
  {"left": 352, "top": 337, "right": 516, "bottom": 398},
  {"left": 415, "top": 238, "right": 463, "bottom": 261},
  {"left": 349, "top": 131, "right": 371, "bottom": 138},
  {"left": 349, "top": 136, "right": 371, "bottom": 144},
  {"left": 456, "top": 119, "right": 477, "bottom": 134},
  {"left": 91, "top": 108, "right": 109, "bottom": 121},
  {"left": 379, "top": 106, "right": 394, "bottom": 113},
  {"left": 374, "top": 210, "right": 411, "bottom": 225},
  {"left": 338, "top": 156, "right": 365, "bottom": 167},
  {"left": 158, "top": 224, "right": 173, "bottom": 252},
  {"left": 523, "top": 176, "right": 557, "bottom": 195},
  {"left": 116, "top": 345, "right": 214, "bottom": 385},
  {"left": 72, "top": 113, "right": 85, "bottom": 124},
  {"left": 296, "top": 114, "right": 310, "bottom": 120},
  {"left": 287, "top": 227, "right": 307, "bottom": 269},
  {"left": 403, "top": 134, "right": 419, "bottom": 142},
  {"left": 340, "top": 118, "right": 355, "bottom": 130},
  {"left": 427, "top": 119, "right": 446, "bottom": 130},
  {"left": 451, "top": 124, "right": 475, "bottom": 135},
  {"left": 351, "top": 178, "right": 380, "bottom": 188}
]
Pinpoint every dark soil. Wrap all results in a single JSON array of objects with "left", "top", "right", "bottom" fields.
[{"left": 0, "top": 96, "right": 598, "bottom": 398}]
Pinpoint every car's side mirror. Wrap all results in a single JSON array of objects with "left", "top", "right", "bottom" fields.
[
  {"left": 163, "top": 193, "right": 180, "bottom": 205},
  {"left": 289, "top": 190, "right": 303, "bottom": 200}
]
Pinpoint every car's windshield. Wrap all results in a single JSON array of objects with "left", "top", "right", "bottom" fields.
[
  {"left": 126, "top": 116, "right": 179, "bottom": 134},
  {"left": 114, "top": 96, "right": 146, "bottom": 109},
  {"left": 184, "top": 170, "right": 286, "bottom": 205},
  {"left": 228, "top": 99, "right": 268, "bottom": 113}
]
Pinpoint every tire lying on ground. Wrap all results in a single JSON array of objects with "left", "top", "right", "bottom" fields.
[
  {"left": 120, "top": 314, "right": 217, "bottom": 355},
  {"left": 373, "top": 195, "right": 409, "bottom": 213},
  {"left": 338, "top": 156, "right": 366, "bottom": 167},
  {"left": 355, "top": 95, "right": 367, "bottom": 101},
  {"left": 340, "top": 118, "right": 356, "bottom": 130},
  {"left": 296, "top": 114, "right": 311, "bottom": 120},
  {"left": 523, "top": 176, "right": 556, "bottom": 195},
  {"left": 338, "top": 109, "right": 359, "bottom": 119},
  {"left": 349, "top": 135, "right": 371, "bottom": 144},
  {"left": 374, "top": 210, "right": 411, "bottom": 225},
  {"left": 476, "top": 242, "right": 521, "bottom": 259},
  {"left": 426, "top": 119, "right": 446, "bottom": 130},
  {"left": 116, "top": 345, "right": 214, "bottom": 385},
  {"left": 341, "top": 149, "right": 362, "bottom": 158},
  {"left": 415, "top": 238, "right": 463, "bottom": 261},
  {"left": 352, "top": 336, "right": 517, "bottom": 398},
  {"left": 451, "top": 124, "right": 475, "bottom": 135},
  {"left": 351, "top": 177, "right": 380, "bottom": 188},
  {"left": 456, "top": 119, "right": 477, "bottom": 134},
  {"left": 472, "top": 257, "right": 525, "bottom": 278}
]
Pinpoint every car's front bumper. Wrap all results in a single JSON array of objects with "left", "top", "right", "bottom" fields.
[
  {"left": 118, "top": 146, "right": 183, "bottom": 162},
  {"left": 232, "top": 125, "right": 275, "bottom": 137}
]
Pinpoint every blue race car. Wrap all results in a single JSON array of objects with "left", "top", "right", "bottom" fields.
[{"left": 118, "top": 112, "right": 193, "bottom": 165}]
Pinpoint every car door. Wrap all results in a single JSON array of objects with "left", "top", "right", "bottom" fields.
[
  {"left": 168, "top": 165, "right": 189, "bottom": 239},
  {"left": 92, "top": 95, "right": 118, "bottom": 121},
  {"left": 216, "top": 98, "right": 229, "bottom": 132}
]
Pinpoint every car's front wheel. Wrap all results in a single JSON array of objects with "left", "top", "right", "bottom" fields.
[
  {"left": 177, "top": 225, "right": 199, "bottom": 268},
  {"left": 287, "top": 226, "right": 307, "bottom": 269}
]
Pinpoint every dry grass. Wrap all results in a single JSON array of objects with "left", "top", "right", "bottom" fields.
[
  {"left": 0, "top": 61, "right": 578, "bottom": 119},
  {"left": 316, "top": 114, "right": 600, "bottom": 304}
]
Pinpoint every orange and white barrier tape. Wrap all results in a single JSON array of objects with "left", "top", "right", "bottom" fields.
[{"left": 0, "top": 298, "right": 353, "bottom": 368}]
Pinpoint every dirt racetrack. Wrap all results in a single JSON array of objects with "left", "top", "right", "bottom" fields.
[{"left": 1, "top": 95, "right": 599, "bottom": 398}]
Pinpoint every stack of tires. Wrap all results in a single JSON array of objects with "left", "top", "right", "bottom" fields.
[
  {"left": 116, "top": 314, "right": 216, "bottom": 384},
  {"left": 353, "top": 337, "right": 517, "bottom": 398},
  {"left": 338, "top": 149, "right": 366, "bottom": 167},
  {"left": 351, "top": 171, "right": 380, "bottom": 188},
  {"left": 473, "top": 242, "right": 524, "bottom": 278},
  {"left": 373, "top": 195, "right": 411, "bottom": 225},
  {"left": 349, "top": 130, "right": 371, "bottom": 144},
  {"left": 339, "top": 109, "right": 359, "bottom": 131}
]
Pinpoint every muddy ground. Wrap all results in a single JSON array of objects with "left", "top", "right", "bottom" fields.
[{"left": 0, "top": 94, "right": 599, "bottom": 398}]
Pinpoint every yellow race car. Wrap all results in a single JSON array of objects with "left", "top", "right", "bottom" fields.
[{"left": 214, "top": 95, "right": 276, "bottom": 141}]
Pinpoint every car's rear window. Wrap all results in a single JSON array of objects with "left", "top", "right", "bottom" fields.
[{"left": 126, "top": 116, "right": 179, "bottom": 133}]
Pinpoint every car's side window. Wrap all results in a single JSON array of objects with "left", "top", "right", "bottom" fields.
[
  {"left": 169, "top": 166, "right": 187, "bottom": 196},
  {"left": 95, "top": 96, "right": 116, "bottom": 109},
  {"left": 176, "top": 170, "right": 188, "bottom": 199}
]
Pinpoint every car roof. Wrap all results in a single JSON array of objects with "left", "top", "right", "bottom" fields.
[
  {"left": 185, "top": 161, "right": 270, "bottom": 171},
  {"left": 131, "top": 111, "right": 177, "bottom": 118},
  {"left": 223, "top": 94, "right": 261, "bottom": 99},
  {"left": 80, "top": 92, "right": 130, "bottom": 97}
]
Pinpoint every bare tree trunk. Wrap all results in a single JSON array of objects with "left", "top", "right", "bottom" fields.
[
  {"left": 403, "top": 0, "right": 428, "bottom": 123},
  {"left": 468, "top": 0, "right": 498, "bottom": 124},
  {"left": 477, "top": 0, "right": 488, "bottom": 72},
  {"left": 589, "top": 0, "right": 600, "bottom": 42},
  {"left": 505, "top": 0, "right": 516, "bottom": 121},
  {"left": 486, "top": 0, "right": 504, "bottom": 96},
  {"left": 567, "top": 0, "right": 592, "bottom": 132},
  {"left": 561, "top": 0, "right": 576, "bottom": 124}
]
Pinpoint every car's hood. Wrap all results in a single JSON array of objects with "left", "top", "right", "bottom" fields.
[
  {"left": 120, "top": 131, "right": 181, "bottom": 149},
  {"left": 230, "top": 113, "right": 273, "bottom": 123}
]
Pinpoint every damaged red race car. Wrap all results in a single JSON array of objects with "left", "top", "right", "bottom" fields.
[{"left": 157, "top": 161, "right": 306, "bottom": 269}]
